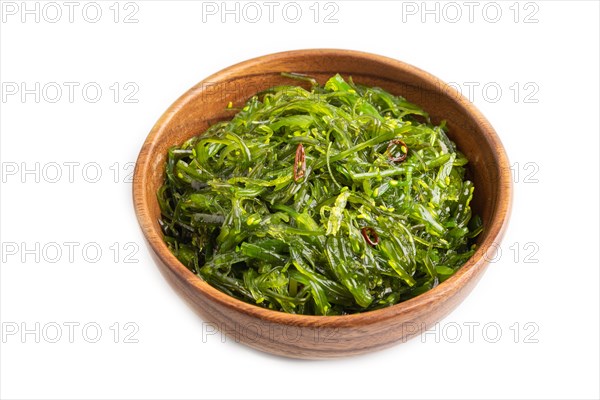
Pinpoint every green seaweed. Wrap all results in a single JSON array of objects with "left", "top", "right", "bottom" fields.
[{"left": 158, "top": 73, "right": 482, "bottom": 315}]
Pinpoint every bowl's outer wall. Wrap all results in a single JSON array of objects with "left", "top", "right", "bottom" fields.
[{"left": 133, "top": 49, "right": 512, "bottom": 359}]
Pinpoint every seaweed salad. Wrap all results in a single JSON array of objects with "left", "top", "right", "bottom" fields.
[{"left": 158, "top": 73, "right": 482, "bottom": 315}]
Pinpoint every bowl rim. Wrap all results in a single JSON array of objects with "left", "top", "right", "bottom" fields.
[{"left": 133, "top": 48, "right": 512, "bottom": 327}]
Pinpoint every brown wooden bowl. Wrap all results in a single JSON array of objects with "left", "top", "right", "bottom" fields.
[{"left": 133, "top": 49, "right": 512, "bottom": 359}]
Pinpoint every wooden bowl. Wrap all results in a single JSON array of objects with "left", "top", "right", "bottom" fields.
[{"left": 133, "top": 49, "right": 512, "bottom": 359}]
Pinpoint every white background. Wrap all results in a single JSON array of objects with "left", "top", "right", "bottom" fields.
[{"left": 1, "top": 1, "right": 599, "bottom": 399}]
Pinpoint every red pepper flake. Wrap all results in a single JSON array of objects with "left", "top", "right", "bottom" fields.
[
  {"left": 294, "top": 143, "right": 306, "bottom": 182},
  {"left": 361, "top": 226, "right": 380, "bottom": 246},
  {"left": 387, "top": 139, "right": 408, "bottom": 163}
]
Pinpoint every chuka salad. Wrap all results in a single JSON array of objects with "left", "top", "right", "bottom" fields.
[{"left": 158, "top": 73, "right": 482, "bottom": 315}]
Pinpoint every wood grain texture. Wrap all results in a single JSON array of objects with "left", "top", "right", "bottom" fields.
[{"left": 133, "top": 49, "right": 512, "bottom": 359}]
